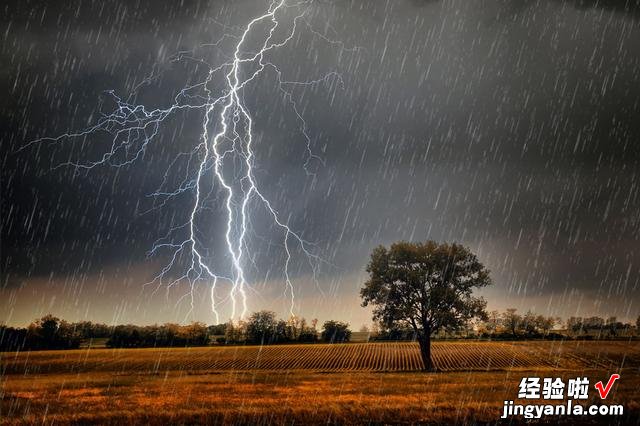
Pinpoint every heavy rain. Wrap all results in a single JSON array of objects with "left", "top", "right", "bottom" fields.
[{"left": 1, "top": 1, "right": 639, "bottom": 424}]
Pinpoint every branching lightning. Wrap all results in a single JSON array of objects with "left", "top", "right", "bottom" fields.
[{"left": 25, "top": 1, "right": 356, "bottom": 321}]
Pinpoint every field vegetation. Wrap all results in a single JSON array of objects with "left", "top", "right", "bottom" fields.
[
  {"left": 1, "top": 341, "right": 638, "bottom": 425},
  {"left": 3, "top": 341, "right": 639, "bottom": 375}
]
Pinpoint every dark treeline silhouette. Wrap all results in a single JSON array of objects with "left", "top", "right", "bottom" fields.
[
  {"left": 320, "top": 320, "right": 351, "bottom": 343},
  {"left": 222, "top": 311, "right": 347, "bottom": 345},
  {"left": 371, "top": 309, "right": 640, "bottom": 341},
  {"left": 565, "top": 315, "right": 635, "bottom": 339},
  {"left": 3, "top": 310, "right": 636, "bottom": 352},
  {"left": 107, "top": 322, "right": 210, "bottom": 348},
  {"left": 0, "top": 311, "right": 352, "bottom": 351},
  {"left": 372, "top": 323, "right": 417, "bottom": 341},
  {"left": 0, "top": 316, "right": 213, "bottom": 351},
  {"left": 0, "top": 315, "right": 213, "bottom": 351},
  {"left": 485, "top": 310, "right": 637, "bottom": 340},
  {"left": 0, "top": 315, "right": 82, "bottom": 351}
]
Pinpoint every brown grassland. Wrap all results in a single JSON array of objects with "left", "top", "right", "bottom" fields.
[{"left": 1, "top": 341, "right": 639, "bottom": 425}]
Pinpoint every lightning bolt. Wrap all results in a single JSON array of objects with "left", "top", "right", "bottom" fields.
[{"left": 25, "top": 1, "right": 356, "bottom": 321}]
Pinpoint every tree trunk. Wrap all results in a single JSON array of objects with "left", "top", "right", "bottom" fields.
[{"left": 418, "top": 335, "right": 434, "bottom": 372}]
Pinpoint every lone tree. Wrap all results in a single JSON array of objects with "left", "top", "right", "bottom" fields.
[{"left": 361, "top": 241, "right": 491, "bottom": 371}]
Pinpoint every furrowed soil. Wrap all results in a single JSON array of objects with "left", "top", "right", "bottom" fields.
[{"left": 1, "top": 341, "right": 639, "bottom": 425}]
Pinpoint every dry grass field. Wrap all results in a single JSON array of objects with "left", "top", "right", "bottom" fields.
[{"left": 1, "top": 341, "right": 639, "bottom": 425}]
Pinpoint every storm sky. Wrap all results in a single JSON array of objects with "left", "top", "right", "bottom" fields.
[{"left": 2, "top": 0, "right": 640, "bottom": 327}]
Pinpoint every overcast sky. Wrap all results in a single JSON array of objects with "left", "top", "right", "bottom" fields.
[{"left": 2, "top": 0, "right": 640, "bottom": 327}]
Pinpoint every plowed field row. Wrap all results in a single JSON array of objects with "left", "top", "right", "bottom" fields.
[{"left": 2, "top": 341, "right": 638, "bottom": 375}]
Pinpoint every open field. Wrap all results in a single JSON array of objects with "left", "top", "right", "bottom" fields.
[
  {"left": 2, "top": 341, "right": 639, "bottom": 425},
  {"left": 3, "top": 340, "right": 639, "bottom": 374}
]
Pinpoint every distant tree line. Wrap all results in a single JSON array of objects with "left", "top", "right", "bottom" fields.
[
  {"left": 107, "top": 322, "right": 210, "bottom": 348},
  {"left": 370, "top": 309, "right": 640, "bottom": 341},
  {"left": 221, "top": 311, "right": 351, "bottom": 345},
  {"left": 3, "top": 310, "right": 636, "bottom": 352},
  {"left": 0, "top": 311, "right": 353, "bottom": 351},
  {"left": 0, "top": 315, "right": 212, "bottom": 351},
  {"left": 487, "top": 310, "right": 637, "bottom": 339},
  {"left": 0, "top": 315, "right": 82, "bottom": 351},
  {"left": 565, "top": 315, "right": 634, "bottom": 338},
  {"left": 477, "top": 309, "right": 561, "bottom": 339}
]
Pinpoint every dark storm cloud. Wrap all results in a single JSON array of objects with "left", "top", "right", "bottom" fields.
[{"left": 2, "top": 0, "right": 640, "bottom": 323}]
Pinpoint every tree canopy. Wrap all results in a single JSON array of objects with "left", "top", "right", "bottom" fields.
[{"left": 361, "top": 241, "right": 491, "bottom": 370}]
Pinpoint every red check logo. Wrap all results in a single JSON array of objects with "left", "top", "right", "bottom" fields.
[{"left": 594, "top": 374, "right": 620, "bottom": 399}]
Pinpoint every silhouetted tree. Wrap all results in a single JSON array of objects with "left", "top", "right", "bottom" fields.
[
  {"left": 297, "top": 320, "right": 318, "bottom": 343},
  {"left": 208, "top": 323, "right": 228, "bottom": 336},
  {"left": 485, "top": 310, "right": 501, "bottom": 335},
  {"left": 246, "top": 311, "right": 278, "bottom": 344},
  {"left": 361, "top": 241, "right": 491, "bottom": 371},
  {"left": 72, "top": 321, "right": 111, "bottom": 339},
  {"left": 605, "top": 317, "right": 624, "bottom": 337},
  {"left": 26, "top": 315, "right": 80, "bottom": 350},
  {"left": 567, "top": 317, "right": 583, "bottom": 335},
  {"left": 224, "top": 321, "right": 247, "bottom": 344},
  {"left": 583, "top": 316, "right": 604, "bottom": 331},
  {"left": 321, "top": 320, "right": 351, "bottom": 343},
  {"left": 183, "top": 322, "right": 210, "bottom": 345},
  {"left": 522, "top": 310, "right": 539, "bottom": 336},
  {"left": 502, "top": 309, "right": 521, "bottom": 337},
  {"left": 0, "top": 325, "right": 27, "bottom": 351},
  {"left": 536, "top": 315, "right": 556, "bottom": 336},
  {"left": 374, "top": 322, "right": 416, "bottom": 341}
]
